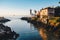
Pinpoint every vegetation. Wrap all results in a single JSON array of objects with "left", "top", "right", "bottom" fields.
[
  {"left": 55, "top": 6, "right": 60, "bottom": 17},
  {"left": 31, "top": 17, "right": 37, "bottom": 21},
  {"left": 49, "top": 17, "right": 60, "bottom": 26}
]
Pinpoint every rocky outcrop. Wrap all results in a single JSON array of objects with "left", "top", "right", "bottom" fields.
[
  {"left": 0, "top": 24, "right": 19, "bottom": 40},
  {"left": 0, "top": 17, "right": 10, "bottom": 23}
]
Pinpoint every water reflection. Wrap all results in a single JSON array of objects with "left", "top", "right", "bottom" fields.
[
  {"left": 32, "top": 24, "right": 60, "bottom": 40},
  {"left": 4, "top": 17, "right": 60, "bottom": 40}
]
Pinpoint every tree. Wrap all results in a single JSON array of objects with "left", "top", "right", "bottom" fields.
[
  {"left": 55, "top": 6, "right": 60, "bottom": 17},
  {"left": 59, "top": 2, "right": 60, "bottom": 4},
  {"left": 34, "top": 10, "right": 37, "bottom": 14},
  {"left": 30, "top": 9, "right": 32, "bottom": 15}
]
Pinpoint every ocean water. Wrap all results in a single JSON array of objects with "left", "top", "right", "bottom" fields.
[
  {"left": 4, "top": 16, "right": 42, "bottom": 40},
  {"left": 4, "top": 16, "right": 60, "bottom": 40}
]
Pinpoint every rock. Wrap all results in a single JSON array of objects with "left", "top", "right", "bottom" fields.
[
  {"left": 0, "top": 18, "right": 10, "bottom": 23},
  {"left": 0, "top": 24, "right": 19, "bottom": 40}
]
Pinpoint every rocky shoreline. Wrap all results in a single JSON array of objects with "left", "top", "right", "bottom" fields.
[
  {"left": 21, "top": 17, "right": 60, "bottom": 32},
  {"left": 21, "top": 17, "right": 45, "bottom": 24},
  {"left": 0, "top": 17, "right": 19, "bottom": 40},
  {"left": 0, "top": 24, "right": 19, "bottom": 40},
  {"left": 0, "top": 17, "right": 10, "bottom": 23}
]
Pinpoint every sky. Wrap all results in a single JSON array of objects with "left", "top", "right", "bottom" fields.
[{"left": 0, "top": 0, "right": 59, "bottom": 16}]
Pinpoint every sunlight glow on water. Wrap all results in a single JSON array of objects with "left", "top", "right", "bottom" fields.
[{"left": 4, "top": 17, "right": 41, "bottom": 40}]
